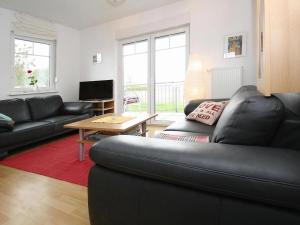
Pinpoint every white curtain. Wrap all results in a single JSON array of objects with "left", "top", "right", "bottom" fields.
[{"left": 12, "top": 13, "right": 57, "bottom": 40}]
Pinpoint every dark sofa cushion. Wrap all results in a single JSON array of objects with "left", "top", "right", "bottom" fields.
[
  {"left": 26, "top": 95, "right": 64, "bottom": 121},
  {"left": 0, "top": 113, "right": 14, "bottom": 132},
  {"left": 273, "top": 93, "right": 300, "bottom": 117},
  {"left": 271, "top": 120, "right": 300, "bottom": 150},
  {"left": 0, "top": 121, "right": 54, "bottom": 147},
  {"left": 43, "top": 114, "right": 89, "bottom": 132},
  {"left": 212, "top": 86, "right": 284, "bottom": 146},
  {"left": 230, "top": 85, "right": 261, "bottom": 99},
  {"left": 63, "top": 102, "right": 93, "bottom": 115},
  {"left": 271, "top": 93, "right": 300, "bottom": 150},
  {"left": 165, "top": 119, "right": 215, "bottom": 137},
  {"left": 0, "top": 98, "right": 31, "bottom": 123}
]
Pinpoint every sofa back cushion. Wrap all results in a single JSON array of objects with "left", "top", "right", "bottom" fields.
[
  {"left": 273, "top": 93, "right": 300, "bottom": 116},
  {"left": 26, "top": 95, "right": 64, "bottom": 121},
  {"left": 230, "top": 85, "right": 261, "bottom": 99},
  {"left": 211, "top": 86, "right": 284, "bottom": 146},
  {"left": 0, "top": 98, "right": 31, "bottom": 123},
  {"left": 271, "top": 93, "right": 300, "bottom": 150}
]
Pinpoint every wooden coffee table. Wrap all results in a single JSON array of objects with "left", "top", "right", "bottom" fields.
[{"left": 64, "top": 113, "right": 157, "bottom": 161}]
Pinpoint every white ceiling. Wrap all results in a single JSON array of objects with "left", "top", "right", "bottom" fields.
[{"left": 0, "top": 0, "right": 182, "bottom": 29}]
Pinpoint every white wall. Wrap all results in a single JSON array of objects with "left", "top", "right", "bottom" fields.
[
  {"left": 189, "top": 0, "right": 257, "bottom": 85},
  {"left": 0, "top": 7, "right": 81, "bottom": 101},
  {"left": 80, "top": 0, "right": 256, "bottom": 111},
  {"left": 0, "top": 0, "right": 256, "bottom": 103}
]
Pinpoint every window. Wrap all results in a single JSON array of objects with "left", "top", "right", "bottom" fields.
[{"left": 13, "top": 35, "right": 56, "bottom": 92}]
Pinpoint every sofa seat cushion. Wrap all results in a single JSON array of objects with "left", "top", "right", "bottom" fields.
[
  {"left": 0, "top": 121, "right": 54, "bottom": 147},
  {"left": 0, "top": 98, "right": 31, "bottom": 123},
  {"left": 91, "top": 136, "right": 300, "bottom": 211},
  {"left": 165, "top": 119, "right": 215, "bottom": 137},
  {"left": 26, "top": 95, "right": 64, "bottom": 121},
  {"left": 43, "top": 114, "right": 89, "bottom": 132}
]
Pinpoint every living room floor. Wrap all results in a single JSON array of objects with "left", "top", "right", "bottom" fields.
[{"left": 0, "top": 125, "right": 165, "bottom": 225}]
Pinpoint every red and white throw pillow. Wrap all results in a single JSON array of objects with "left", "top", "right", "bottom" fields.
[{"left": 186, "top": 101, "right": 228, "bottom": 125}]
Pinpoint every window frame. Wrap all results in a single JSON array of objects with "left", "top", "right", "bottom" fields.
[{"left": 10, "top": 34, "right": 57, "bottom": 95}]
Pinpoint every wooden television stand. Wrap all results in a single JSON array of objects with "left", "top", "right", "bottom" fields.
[{"left": 80, "top": 99, "right": 114, "bottom": 115}]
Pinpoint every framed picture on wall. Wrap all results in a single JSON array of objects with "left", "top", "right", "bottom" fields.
[{"left": 224, "top": 33, "right": 246, "bottom": 58}]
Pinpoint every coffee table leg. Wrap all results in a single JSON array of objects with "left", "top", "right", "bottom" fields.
[
  {"left": 141, "top": 122, "right": 147, "bottom": 137},
  {"left": 79, "top": 129, "right": 85, "bottom": 161}
]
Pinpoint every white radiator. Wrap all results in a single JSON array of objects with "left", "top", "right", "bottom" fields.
[{"left": 210, "top": 67, "right": 243, "bottom": 99}]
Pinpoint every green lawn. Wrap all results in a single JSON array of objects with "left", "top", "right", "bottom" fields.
[{"left": 126, "top": 103, "right": 184, "bottom": 113}]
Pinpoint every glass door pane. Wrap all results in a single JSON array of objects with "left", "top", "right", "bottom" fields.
[
  {"left": 154, "top": 33, "right": 187, "bottom": 121},
  {"left": 123, "top": 40, "right": 149, "bottom": 113}
]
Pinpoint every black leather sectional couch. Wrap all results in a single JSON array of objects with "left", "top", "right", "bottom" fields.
[
  {"left": 88, "top": 86, "right": 300, "bottom": 225},
  {"left": 0, "top": 95, "right": 92, "bottom": 158}
]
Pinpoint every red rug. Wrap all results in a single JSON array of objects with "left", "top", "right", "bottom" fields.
[{"left": 0, "top": 134, "right": 93, "bottom": 186}]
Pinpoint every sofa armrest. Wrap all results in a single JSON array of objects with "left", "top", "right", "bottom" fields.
[
  {"left": 90, "top": 135, "right": 300, "bottom": 211},
  {"left": 63, "top": 102, "right": 93, "bottom": 115},
  {"left": 184, "top": 98, "right": 229, "bottom": 116}
]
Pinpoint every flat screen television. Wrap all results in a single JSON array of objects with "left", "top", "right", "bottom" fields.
[{"left": 79, "top": 80, "right": 113, "bottom": 100}]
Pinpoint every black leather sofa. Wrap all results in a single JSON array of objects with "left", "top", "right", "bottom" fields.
[
  {"left": 88, "top": 86, "right": 300, "bottom": 225},
  {"left": 0, "top": 95, "right": 92, "bottom": 158}
]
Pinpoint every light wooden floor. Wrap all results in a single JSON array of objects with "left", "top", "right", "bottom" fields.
[{"left": 0, "top": 125, "right": 165, "bottom": 225}]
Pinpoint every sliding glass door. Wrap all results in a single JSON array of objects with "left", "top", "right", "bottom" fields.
[
  {"left": 121, "top": 27, "right": 189, "bottom": 123},
  {"left": 123, "top": 39, "right": 149, "bottom": 113},
  {"left": 154, "top": 32, "right": 187, "bottom": 121}
]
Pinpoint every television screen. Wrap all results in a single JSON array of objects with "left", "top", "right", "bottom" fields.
[{"left": 79, "top": 80, "right": 113, "bottom": 100}]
